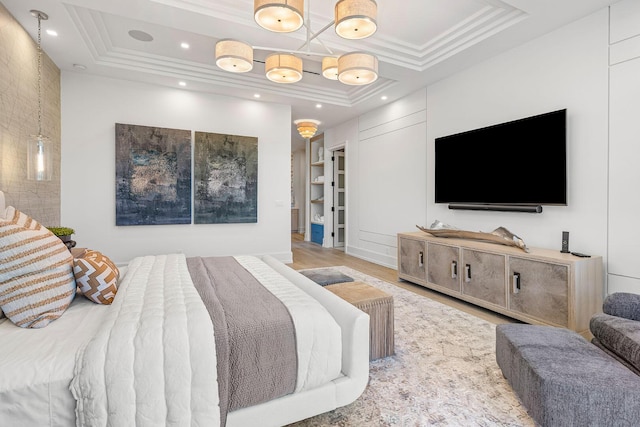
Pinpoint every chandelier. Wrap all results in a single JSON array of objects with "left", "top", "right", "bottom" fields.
[
  {"left": 215, "top": 0, "right": 379, "bottom": 85},
  {"left": 294, "top": 119, "right": 321, "bottom": 139}
]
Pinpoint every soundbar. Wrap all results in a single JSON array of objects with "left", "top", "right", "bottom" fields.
[{"left": 448, "top": 203, "right": 543, "bottom": 213}]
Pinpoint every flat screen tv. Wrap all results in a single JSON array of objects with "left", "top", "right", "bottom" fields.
[{"left": 434, "top": 109, "right": 567, "bottom": 209}]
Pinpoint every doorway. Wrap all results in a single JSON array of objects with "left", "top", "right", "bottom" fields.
[{"left": 332, "top": 149, "right": 346, "bottom": 248}]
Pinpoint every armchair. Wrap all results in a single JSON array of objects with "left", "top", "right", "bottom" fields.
[{"left": 590, "top": 292, "right": 640, "bottom": 376}]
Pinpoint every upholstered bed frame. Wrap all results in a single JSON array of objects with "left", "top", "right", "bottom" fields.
[{"left": 227, "top": 260, "right": 369, "bottom": 426}]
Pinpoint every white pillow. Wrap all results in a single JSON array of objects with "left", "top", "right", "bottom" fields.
[{"left": 0, "top": 207, "right": 76, "bottom": 328}]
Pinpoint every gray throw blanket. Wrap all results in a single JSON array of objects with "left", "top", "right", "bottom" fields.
[{"left": 186, "top": 256, "right": 298, "bottom": 426}]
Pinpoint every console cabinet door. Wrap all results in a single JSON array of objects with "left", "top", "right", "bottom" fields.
[
  {"left": 399, "top": 238, "right": 426, "bottom": 283},
  {"left": 508, "top": 257, "right": 568, "bottom": 327},
  {"left": 461, "top": 249, "right": 506, "bottom": 307},
  {"left": 427, "top": 243, "right": 460, "bottom": 292}
]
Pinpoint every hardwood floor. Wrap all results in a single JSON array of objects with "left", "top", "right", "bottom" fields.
[{"left": 289, "top": 233, "right": 518, "bottom": 326}]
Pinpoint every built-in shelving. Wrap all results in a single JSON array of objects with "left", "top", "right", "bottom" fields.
[{"left": 309, "top": 134, "right": 325, "bottom": 245}]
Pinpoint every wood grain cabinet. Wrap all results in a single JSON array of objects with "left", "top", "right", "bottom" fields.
[
  {"left": 427, "top": 243, "right": 460, "bottom": 292},
  {"left": 509, "top": 257, "right": 569, "bottom": 327},
  {"left": 462, "top": 249, "right": 506, "bottom": 308},
  {"left": 398, "top": 238, "right": 425, "bottom": 283},
  {"left": 397, "top": 231, "right": 603, "bottom": 334}
]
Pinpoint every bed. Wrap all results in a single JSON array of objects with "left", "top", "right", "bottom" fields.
[{"left": 0, "top": 191, "right": 370, "bottom": 427}]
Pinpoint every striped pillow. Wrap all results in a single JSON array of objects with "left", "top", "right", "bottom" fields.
[
  {"left": 0, "top": 207, "right": 76, "bottom": 328},
  {"left": 74, "top": 250, "right": 119, "bottom": 304}
]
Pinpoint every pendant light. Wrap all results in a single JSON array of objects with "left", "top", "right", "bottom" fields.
[
  {"left": 322, "top": 57, "right": 339, "bottom": 80},
  {"left": 254, "top": 0, "right": 304, "bottom": 33},
  {"left": 27, "top": 10, "right": 52, "bottom": 181},
  {"left": 338, "top": 51, "right": 378, "bottom": 85},
  {"left": 215, "top": 39, "right": 254, "bottom": 73},
  {"left": 335, "top": 0, "right": 378, "bottom": 40},
  {"left": 294, "top": 119, "right": 321, "bottom": 139},
  {"left": 265, "top": 53, "right": 303, "bottom": 83}
]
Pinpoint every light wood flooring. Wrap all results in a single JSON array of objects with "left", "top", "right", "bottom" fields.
[{"left": 289, "top": 233, "right": 518, "bottom": 326}]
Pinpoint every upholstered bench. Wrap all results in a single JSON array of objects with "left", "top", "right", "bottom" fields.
[
  {"left": 496, "top": 324, "right": 640, "bottom": 427},
  {"left": 325, "top": 281, "right": 394, "bottom": 360}
]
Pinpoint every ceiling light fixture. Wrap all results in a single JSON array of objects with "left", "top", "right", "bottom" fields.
[
  {"left": 46, "top": 29, "right": 58, "bottom": 37},
  {"left": 254, "top": 0, "right": 304, "bottom": 33},
  {"left": 180, "top": 42, "right": 190, "bottom": 49},
  {"left": 215, "top": 39, "right": 254, "bottom": 73},
  {"left": 294, "top": 119, "right": 321, "bottom": 139},
  {"left": 335, "top": 0, "right": 377, "bottom": 39},
  {"left": 215, "top": 0, "right": 379, "bottom": 86},
  {"left": 265, "top": 53, "right": 303, "bottom": 83},
  {"left": 321, "top": 56, "right": 339, "bottom": 80},
  {"left": 27, "top": 10, "right": 52, "bottom": 181},
  {"left": 338, "top": 51, "right": 378, "bottom": 85}
]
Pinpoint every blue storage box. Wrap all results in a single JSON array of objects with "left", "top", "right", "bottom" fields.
[{"left": 311, "top": 223, "right": 324, "bottom": 245}]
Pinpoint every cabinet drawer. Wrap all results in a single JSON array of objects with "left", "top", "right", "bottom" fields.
[
  {"left": 427, "top": 243, "right": 460, "bottom": 292},
  {"left": 509, "top": 258, "right": 568, "bottom": 327},
  {"left": 461, "top": 249, "right": 506, "bottom": 307},
  {"left": 398, "top": 238, "right": 426, "bottom": 281}
]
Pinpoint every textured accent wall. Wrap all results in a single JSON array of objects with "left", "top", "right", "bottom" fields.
[{"left": 0, "top": 3, "right": 61, "bottom": 226}]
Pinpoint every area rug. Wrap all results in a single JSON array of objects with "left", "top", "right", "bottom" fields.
[
  {"left": 299, "top": 267, "right": 354, "bottom": 286},
  {"left": 288, "top": 266, "right": 534, "bottom": 427}
]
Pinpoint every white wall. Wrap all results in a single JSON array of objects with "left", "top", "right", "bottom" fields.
[
  {"left": 427, "top": 9, "right": 609, "bottom": 264},
  {"left": 292, "top": 148, "right": 306, "bottom": 233},
  {"left": 61, "top": 73, "right": 293, "bottom": 265},
  {"left": 325, "top": 91, "right": 428, "bottom": 268},
  {"left": 607, "top": 0, "right": 640, "bottom": 294},
  {"left": 325, "top": 8, "right": 610, "bottom": 277}
]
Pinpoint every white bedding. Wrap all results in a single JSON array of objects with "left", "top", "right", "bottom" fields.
[
  {"left": 0, "top": 297, "right": 109, "bottom": 425},
  {"left": 71, "top": 254, "right": 221, "bottom": 427},
  {"left": 0, "top": 253, "right": 352, "bottom": 427}
]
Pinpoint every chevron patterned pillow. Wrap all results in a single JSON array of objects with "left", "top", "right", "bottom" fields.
[
  {"left": 0, "top": 207, "right": 76, "bottom": 328},
  {"left": 74, "top": 250, "right": 120, "bottom": 304}
]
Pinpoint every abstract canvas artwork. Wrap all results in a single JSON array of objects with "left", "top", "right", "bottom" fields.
[
  {"left": 115, "top": 123, "right": 192, "bottom": 225},
  {"left": 194, "top": 131, "right": 258, "bottom": 224}
]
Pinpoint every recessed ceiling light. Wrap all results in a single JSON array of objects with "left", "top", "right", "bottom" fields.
[
  {"left": 72, "top": 63, "right": 87, "bottom": 71},
  {"left": 128, "top": 29, "right": 154, "bottom": 42},
  {"left": 178, "top": 81, "right": 187, "bottom": 87},
  {"left": 254, "top": 94, "right": 261, "bottom": 98},
  {"left": 381, "top": 95, "right": 388, "bottom": 100},
  {"left": 316, "top": 104, "right": 322, "bottom": 109},
  {"left": 180, "top": 42, "right": 190, "bottom": 49},
  {"left": 46, "top": 29, "right": 58, "bottom": 37}
]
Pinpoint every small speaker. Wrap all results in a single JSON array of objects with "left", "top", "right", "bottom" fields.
[{"left": 561, "top": 231, "right": 570, "bottom": 253}]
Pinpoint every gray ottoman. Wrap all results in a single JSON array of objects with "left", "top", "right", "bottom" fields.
[{"left": 496, "top": 324, "right": 640, "bottom": 427}]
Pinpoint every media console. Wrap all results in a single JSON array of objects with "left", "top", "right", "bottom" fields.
[{"left": 397, "top": 231, "right": 603, "bottom": 335}]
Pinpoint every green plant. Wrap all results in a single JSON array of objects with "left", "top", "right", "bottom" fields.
[{"left": 46, "top": 226, "right": 75, "bottom": 236}]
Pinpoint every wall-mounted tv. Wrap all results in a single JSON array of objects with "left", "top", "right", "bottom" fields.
[{"left": 434, "top": 109, "right": 567, "bottom": 211}]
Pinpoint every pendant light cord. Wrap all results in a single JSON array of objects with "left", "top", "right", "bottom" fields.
[{"left": 37, "top": 12, "right": 43, "bottom": 137}]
